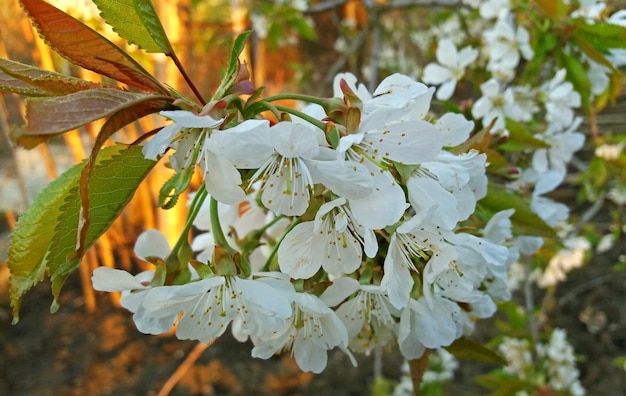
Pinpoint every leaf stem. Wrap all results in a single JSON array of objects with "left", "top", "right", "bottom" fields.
[
  {"left": 170, "top": 183, "right": 207, "bottom": 257},
  {"left": 274, "top": 105, "right": 326, "bottom": 131},
  {"left": 263, "top": 93, "right": 327, "bottom": 106},
  {"left": 169, "top": 51, "right": 206, "bottom": 106},
  {"left": 244, "top": 100, "right": 282, "bottom": 120},
  {"left": 210, "top": 196, "right": 236, "bottom": 255},
  {"left": 263, "top": 217, "right": 301, "bottom": 271}
]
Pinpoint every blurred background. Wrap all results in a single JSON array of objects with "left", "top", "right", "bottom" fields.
[{"left": 1, "top": 0, "right": 625, "bottom": 395}]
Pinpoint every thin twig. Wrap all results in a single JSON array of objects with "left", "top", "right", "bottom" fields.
[
  {"left": 523, "top": 256, "right": 539, "bottom": 359},
  {"left": 570, "top": 194, "right": 606, "bottom": 238},
  {"left": 324, "top": 23, "right": 373, "bottom": 86},
  {"left": 557, "top": 271, "right": 625, "bottom": 308},
  {"left": 169, "top": 51, "right": 206, "bottom": 106},
  {"left": 157, "top": 341, "right": 213, "bottom": 396},
  {"left": 368, "top": 10, "right": 382, "bottom": 92}
]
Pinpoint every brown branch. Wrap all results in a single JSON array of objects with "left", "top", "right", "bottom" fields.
[{"left": 157, "top": 340, "right": 213, "bottom": 396}]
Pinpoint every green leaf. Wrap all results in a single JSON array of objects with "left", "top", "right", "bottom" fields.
[
  {"left": 446, "top": 336, "right": 506, "bottom": 365},
  {"left": 92, "top": 0, "right": 173, "bottom": 54},
  {"left": 522, "top": 33, "right": 557, "bottom": 83},
  {"left": 478, "top": 185, "right": 556, "bottom": 238},
  {"left": 7, "top": 157, "right": 84, "bottom": 323},
  {"left": 575, "top": 21, "right": 626, "bottom": 51},
  {"left": 498, "top": 119, "right": 549, "bottom": 152},
  {"left": 572, "top": 35, "right": 616, "bottom": 71},
  {"left": 214, "top": 31, "right": 252, "bottom": 100},
  {"left": 0, "top": 58, "right": 103, "bottom": 97},
  {"left": 48, "top": 144, "right": 156, "bottom": 310},
  {"left": 158, "top": 165, "right": 195, "bottom": 209},
  {"left": 474, "top": 373, "right": 528, "bottom": 395},
  {"left": 76, "top": 97, "right": 174, "bottom": 256},
  {"left": 556, "top": 48, "right": 591, "bottom": 113},
  {"left": 290, "top": 16, "right": 317, "bottom": 41},
  {"left": 13, "top": 88, "right": 170, "bottom": 148},
  {"left": 20, "top": 0, "right": 165, "bottom": 92},
  {"left": 7, "top": 144, "right": 155, "bottom": 321},
  {"left": 227, "top": 31, "right": 252, "bottom": 78}
]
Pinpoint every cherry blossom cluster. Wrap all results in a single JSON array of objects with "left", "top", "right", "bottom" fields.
[
  {"left": 498, "top": 329, "right": 585, "bottom": 396},
  {"left": 92, "top": 72, "right": 516, "bottom": 373},
  {"left": 412, "top": 0, "right": 626, "bottom": 290}
]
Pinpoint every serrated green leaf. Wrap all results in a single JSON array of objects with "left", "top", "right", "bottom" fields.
[
  {"left": 7, "top": 157, "right": 84, "bottom": 323},
  {"left": 14, "top": 89, "right": 170, "bottom": 148},
  {"left": 479, "top": 185, "right": 556, "bottom": 238},
  {"left": 76, "top": 97, "right": 174, "bottom": 256},
  {"left": 0, "top": 58, "right": 103, "bottom": 97},
  {"left": 47, "top": 144, "right": 156, "bottom": 309},
  {"left": 92, "top": 0, "right": 173, "bottom": 54},
  {"left": 20, "top": 0, "right": 164, "bottom": 92},
  {"left": 7, "top": 144, "right": 155, "bottom": 320},
  {"left": 446, "top": 336, "right": 506, "bottom": 364}
]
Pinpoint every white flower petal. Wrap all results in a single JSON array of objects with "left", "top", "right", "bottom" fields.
[
  {"left": 143, "top": 124, "right": 180, "bottom": 160},
  {"left": 363, "top": 120, "right": 442, "bottom": 164},
  {"left": 160, "top": 110, "right": 223, "bottom": 128},
  {"left": 436, "top": 79, "right": 457, "bottom": 101},
  {"left": 348, "top": 168, "right": 408, "bottom": 229},
  {"left": 201, "top": 150, "right": 245, "bottom": 205},
  {"left": 134, "top": 229, "right": 171, "bottom": 260},
  {"left": 422, "top": 63, "right": 454, "bottom": 85},
  {"left": 92, "top": 267, "right": 147, "bottom": 292},
  {"left": 319, "top": 277, "right": 360, "bottom": 307},
  {"left": 435, "top": 112, "right": 474, "bottom": 147},
  {"left": 305, "top": 158, "right": 372, "bottom": 199}
]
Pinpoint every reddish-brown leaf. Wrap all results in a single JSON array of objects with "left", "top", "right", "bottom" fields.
[
  {"left": 20, "top": 0, "right": 164, "bottom": 93},
  {"left": 13, "top": 88, "right": 169, "bottom": 148},
  {"left": 0, "top": 57, "right": 104, "bottom": 97}
]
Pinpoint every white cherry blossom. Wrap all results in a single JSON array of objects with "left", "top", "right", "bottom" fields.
[
  {"left": 334, "top": 87, "right": 442, "bottom": 229},
  {"left": 332, "top": 280, "right": 400, "bottom": 354},
  {"left": 251, "top": 292, "right": 355, "bottom": 373},
  {"left": 532, "top": 117, "right": 585, "bottom": 177},
  {"left": 539, "top": 69, "right": 582, "bottom": 131},
  {"left": 278, "top": 198, "right": 372, "bottom": 279},
  {"left": 472, "top": 79, "right": 529, "bottom": 133},
  {"left": 212, "top": 120, "right": 372, "bottom": 216},
  {"left": 407, "top": 150, "right": 487, "bottom": 229},
  {"left": 422, "top": 39, "right": 478, "bottom": 100},
  {"left": 146, "top": 110, "right": 246, "bottom": 205},
  {"left": 398, "top": 295, "right": 463, "bottom": 358},
  {"left": 142, "top": 273, "right": 294, "bottom": 343},
  {"left": 483, "top": 12, "right": 534, "bottom": 79},
  {"left": 381, "top": 208, "right": 458, "bottom": 309}
]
